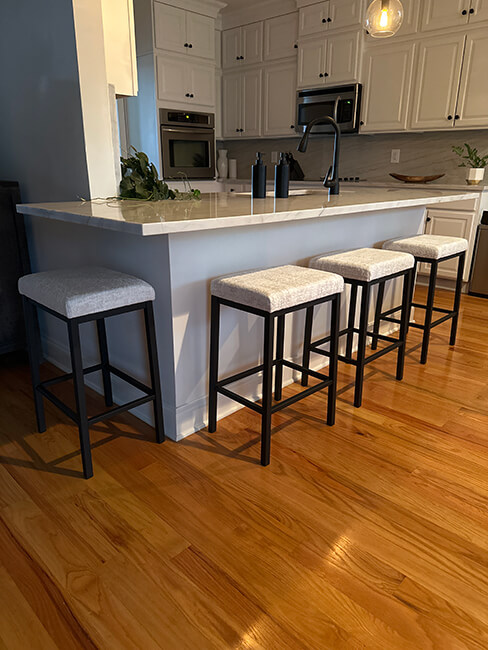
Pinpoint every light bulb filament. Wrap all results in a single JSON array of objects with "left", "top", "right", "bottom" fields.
[{"left": 379, "top": 8, "right": 389, "bottom": 27}]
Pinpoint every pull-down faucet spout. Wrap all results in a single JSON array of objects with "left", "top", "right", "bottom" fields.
[{"left": 297, "top": 115, "right": 341, "bottom": 195}]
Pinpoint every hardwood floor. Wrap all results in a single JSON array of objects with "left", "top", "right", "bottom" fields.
[{"left": 0, "top": 287, "right": 487, "bottom": 649}]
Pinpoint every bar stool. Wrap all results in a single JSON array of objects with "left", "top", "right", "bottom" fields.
[
  {"left": 18, "top": 267, "right": 165, "bottom": 479},
  {"left": 381, "top": 235, "right": 468, "bottom": 364},
  {"left": 208, "top": 265, "right": 344, "bottom": 466},
  {"left": 304, "top": 248, "right": 415, "bottom": 408}
]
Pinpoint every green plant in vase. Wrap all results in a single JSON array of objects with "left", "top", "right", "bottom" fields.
[{"left": 452, "top": 143, "right": 488, "bottom": 185}]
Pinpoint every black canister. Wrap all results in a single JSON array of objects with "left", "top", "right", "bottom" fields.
[
  {"left": 251, "top": 152, "right": 266, "bottom": 199},
  {"left": 274, "top": 152, "right": 290, "bottom": 198}
]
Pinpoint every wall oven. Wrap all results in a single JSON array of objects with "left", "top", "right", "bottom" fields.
[
  {"left": 160, "top": 109, "right": 216, "bottom": 180},
  {"left": 296, "top": 84, "right": 362, "bottom": 135}
]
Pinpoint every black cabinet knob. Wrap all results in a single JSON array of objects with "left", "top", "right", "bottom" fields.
[
  {"left": 241, "top": 55, "right": 244, "bottom": 60},
  {"left": 240, "top": 128, "right": 244, "bottom": 132},
  {"left": 236, "top": 56, "right": 239, "bottom": 60},
  {"left": 327, "top": 17, "right": 332, "bottom": 22},
  {"left": 462, "top": 9, "right": 467, "bottom": 14},
  {"left": 470, "top": 7, "right": 474, "bottom": 12},
  {"left": 455, "top": 114, "right": 460, "bottom": 119},
  {"left": 290, "top": 125, "right": 294, "bottom": 129},
  {"left": 447, "top": 115, "right": 453, "bottom": 120},
  {"left": 319, "top": 73, "right": 324, "bottom": 77},
  {"left": 426, "top": 217, "right": 432, "bottom": 222},
  {"left": 235, "top": 128, "right": 239, "bottom": 132},
  {"left": 322, "top": 18, "right": 326, "bottom": 23},
  {"left": 324, "top": 72, "right": 329, "bottom": 77},
  {"left": 184, "top": 43, "right": 188, "bottom": 47},
  {"left": 360, "top": 120, "right": 364, "bottom": 126},
  {"left": 190, "top": 93, "right": 194, "bottom": 98},
  {"left": 294, "top": 44, "right": 298, "bottom": 48},
  {"left": 185, "top": 93, "right": 190, "bottom": 97},
  {"left": 188, "top": 43, "right": 193, "bottom": 48}
]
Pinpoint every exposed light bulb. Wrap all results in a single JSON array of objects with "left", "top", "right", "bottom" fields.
[{"left": 364, "top": 0, "right": 404, "bottom": 38}]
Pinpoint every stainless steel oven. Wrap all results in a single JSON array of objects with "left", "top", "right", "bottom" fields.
[
  {"left": 296, "top": 84, "right": 362, "bottom": 135},
  {"left": 160, "top": 109, "right": 216, "bottom": 180}
]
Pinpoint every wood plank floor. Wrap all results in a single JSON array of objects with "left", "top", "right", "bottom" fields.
[{"left": 0, "top": 286, "right": 487, "bottom": 649}]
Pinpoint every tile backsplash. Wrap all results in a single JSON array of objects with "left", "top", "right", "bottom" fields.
[{"left": 218, "top": 130, "right": 488, "bottom": 185}]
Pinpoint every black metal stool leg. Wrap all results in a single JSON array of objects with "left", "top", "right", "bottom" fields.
[
  {"left": 208, "top": 296, "right": 220, "bottom": 433},
  {"left": 407, "top": 260, "right": 417, "bottom": 332},
  {"left": 449, "top": 252, "right": 465, "bottom": 346},
  {"left": 327, "top": 294, "right": 341, "bottom": 426},
  {"left": 144, "top": 302, "right": 165, "bottom": 444},
  {"left": 396, "top": 270, "right": 412, "bottom": 381},
  {"left": 67, "top": 320, "right": 93, "bottom": 479},
  {"left": 301, "top": 306, "right": 314, "bottom": 387},
  {"left": 371, "top": 281, "right": 385, "bottom": 351},
  {"left": 261, "top": 314, "right": 275, "bottom": 467},
  {"left": 354, "top": 284, "right": 370, "bottom": 408},
  {"left": 275, "top": 315, "right": 285, "bottom": 400},
  {"left": 22, "top": 297, "right": 46, "bottom": 433},
  {"left": 346, "top": 283, "right": 358, "bottom": 358},
  {"left": 96, "top": 318, "right": 113, "bottom": 407},
  {"left": 421, "top": 261, "right": 438, "bottom": 365}
]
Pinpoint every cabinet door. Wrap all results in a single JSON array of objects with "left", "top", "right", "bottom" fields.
[
  {"left": 263, "top": 62, "right": 297, "bottom": 137},
  {"left": 325, "top": 31, "right": 359, "bottom": 85},
  {"left": 264, "top": 13, "right": 298, "bottom": 61},
  {"left": 242, "top": 22, "right": 263, "bottom": 65},
  {"left": 241, "top": 69, "right": 262, "bottom": 137},
  {"left": 222, "top": 27, "right": 241, "bottom": 68},
  {"left": 154, "top": 3, "right": 186, "bottom": 54},
  {"left": 156, "top": 55, "right": 189, "bottom": 102},
  {"left": 188, "top": 62, "right": 215, "bottom": 107},
  {"left": 297, "top": 38, "right": 326, "bottom": 88},
  {"left": 421, "top": 0, "right": 468, "bottom": 31},
  {"left": 186, "top": 12, "right": 215, "bottom": 61},
  {"left": 424, "top": 210, "right": 476, "bottom": 281},
  {"left": 222, "top": 73, "right": 241, "bottom": 137},
  {"left": 299, "top": 2, "right": 329, "bottom": 37},
  {"left": 361, "top": 42, "right": 415, "bottom": 132},
  {"left": 456, "top": 29, "right": 488, "bottom": 128},
  {"left": 469, "top": 0, "right": 488, "bottom": 22},
  {"left": 328, "top": 0, "right": 362, "bottom": 30},
  {"left": 410, "top": 34, "right": 465, "bottom": 130}
]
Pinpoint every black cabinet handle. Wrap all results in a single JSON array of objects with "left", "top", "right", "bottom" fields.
[
  {"left": 455, "top": 114, "right": 460, "bottom": 119},
  {"left": 327, "top": 17, "right": 332, "bottom": 22},
  {"left": 426, "top": 217, "right": 431, "bottom": 222},
  {"left": 447, "top": 115, "right": 453, "bottom": 120},
  {"left": 360, "top": 120, "right": 364, "bottom": 126},
  {"left": 236, "top": 56, "right": 239, "bottom": 60},
  {"left": 235, "top": 128, "right": 239, "bottom": 132},
  {"left": 322, "top": 18, "right": 326, "bottom": 23},
  {"left": 290, "top": 125, "right": 295, "bottom": 129},
  {"left": 184, "top": 43, "right": 188, "bottom": 47},
  {"left": 462, "top": 9, "right": 467, "bottom": 14},
  {"left": 319, "top": 73, "right": 324, "bottom": 77},
  {"left": 190, "top": 93, "right": 194, "bottom": 98},
  {"left": 294, "top": 44, "right": 298, "bottom": 48},
  {"left": 470, "top": 7, "right": 474, "bottom": 13},
  {"left": 324, "top": 72, "right": 329, "bottom": 77},
  {"left": 239, "top": 128, "right": 244, "bottom": 132},
  {"left": 188, "top": 43, "right": 193, "bottom": 48},
  {"left": 185, "top": 93, "right": 190, "bottom": 97}
]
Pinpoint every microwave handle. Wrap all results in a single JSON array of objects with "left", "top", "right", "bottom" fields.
[{"left": 333, "top": 95, "right": 341, "bottom": 123}]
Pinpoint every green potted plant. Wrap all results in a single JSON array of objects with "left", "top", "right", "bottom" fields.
[{"left": 452, "top": 143, "right": 488, "bottom": 185}]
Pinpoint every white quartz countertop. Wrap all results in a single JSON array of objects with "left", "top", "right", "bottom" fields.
[{"left": 17, "top": 188, "right": 477, "bottom": 236}]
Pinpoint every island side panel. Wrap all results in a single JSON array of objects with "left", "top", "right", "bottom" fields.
[
  {"left": 25, "top": 216, "right": 178, "bottom": 437},
  {"left": 168, "top": 206, "right": 425, "bottom": 440}
]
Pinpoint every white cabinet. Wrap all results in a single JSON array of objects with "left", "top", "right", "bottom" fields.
[
  {"left": 298, "top": 0, "right": 361, "bottom": 36},
  {"left": 264, "top": 13, "right": 298, "bottom": 61},
  {"left": 361, "top": 42, "right": 415, "bottom": 132},
  {"left": 455, "top": 28, "right": 488, "bottom": 128},
  {"left": 297, "top": 31, "right": 359, "bottom": 88},
  {"left": 222, "top": 69, "right": 262, "bottom": 137},
  {"left": 410, "top": 33, "right": 465, "bottom": 130},
  {"left": 263, "top": 61, "right": 297, "bottom": 137},
  {"left": 421, "top": 0, "right": 468, "bottom": 31},
  {"left": 154, "top": 2, "right": 214, "bottom": 61},
  {"left": 222, "top": 22, "right": 263, "bottom": 68},
  {"left": 156, "top": 55, "right": 215, "bottom": 106},
  {"left": 469, "top": 0, "right": 488, "bottom": 23},
  {"left": 423, "top": 209, "right": 477, "bottom": 281},
  {"left": 100, "top": 0, "right": 138, "bottom": 96}
]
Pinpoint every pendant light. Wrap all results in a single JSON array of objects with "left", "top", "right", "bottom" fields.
[{"left": 364, "top": 0, "right": 404, "bottom": 38}]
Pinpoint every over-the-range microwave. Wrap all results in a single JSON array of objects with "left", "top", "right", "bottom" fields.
[{"left": 296, "top": 83, "right": 362, "bottom": 134}]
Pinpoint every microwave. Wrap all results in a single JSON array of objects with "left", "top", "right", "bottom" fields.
[
  {"left": 296, "top": 84, "right": 362, "bottom": 135},
  {"left": 160, "top": 109, "right": 216, "bottom": 180}
]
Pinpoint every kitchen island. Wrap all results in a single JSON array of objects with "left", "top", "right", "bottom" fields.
[{"left": 18, "top": 188, "right": 475, "bottom": 440}]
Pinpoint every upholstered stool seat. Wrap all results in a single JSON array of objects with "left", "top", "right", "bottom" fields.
[
  {"left": 208, "top": 265, "right": 344, "bottom": 466},
  {"left": 303, "top": 248, "right": 415, "bottom": 408},
  {"left": 383, "top": 234, "right": 468, "bottom": 260},
  {"left": 380, "top": 234, "right": 467, "bottom": 364},
  {"left": 19, "top": 267, "right": 164, "bottom": 479}
]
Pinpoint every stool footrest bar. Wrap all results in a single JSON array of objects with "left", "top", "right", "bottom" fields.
[
  {"left": 108, "top": 365, "right": 153, "bottom": 395},
  {"left": 41, "top": 364, "right": 103, "bottom": 388},
  {"left": 271, "top": 380, "right": 332, "bottom": 413},
  {"left": 88, "top": 394, "right": 155, "bottom": 425},
  {"left": 217, "top": 386, "right": 263, "bottom": 414},
  {"left": 37, "top": 385, "right": 79, "bottom": 423},
  {"left": 217, "top": 364, "right": 264, "bottom": 389}
]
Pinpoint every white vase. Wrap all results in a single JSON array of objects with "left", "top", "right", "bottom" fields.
[
  {"left": 467, "top": 167, "right": 485, "bottom": 185},
  {"left": 217, "top": 149, "right": 228, "bottom": 180}
]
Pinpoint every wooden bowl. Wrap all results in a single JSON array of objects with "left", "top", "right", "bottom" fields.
[{"left": 389, "top": 173, "right": 445, "bottom": 184}]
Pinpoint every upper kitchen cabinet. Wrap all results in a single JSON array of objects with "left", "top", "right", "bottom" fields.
[
  {"left": 154, "top": 1, "right": 215, "bottom": 61},
  {"left": 157, "top": 54, "right": 215, "bottom": 107},
  {"left": 264, "top": 13, "right": 298, "bottom": 61},
  {"left": 263, "top": 61, "right": 297, "bottom": 137},
  {"left": 468, "top": 0, "right": 488, "bottom": 23},
  {"left": 298, "top": 0, "right": 361, "bottom": 37},
  {"left": 222, "top": 22, "right": 263, "bottom": 68},
  {"left": 455, "top": 28, "right": 488, "bottom": 128},
  {"left": 297, "top": 30, "right": 359, "bottom": 88},
  {"left": 421, "top": 0, "right": 474, "bottom": 31},
  {"left": 361, "top": 41, "right": 415, "bottom": 132},
  {"left": 101, "top": 0, "right": 138, "bottom": 96},
  {"left": 410, "top": 33, "right": 465, "bottom": 130}
]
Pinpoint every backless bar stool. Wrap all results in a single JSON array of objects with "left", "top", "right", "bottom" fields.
[
  {"left": 19, "top": 267, "right": 165, "bottom": 478},
  {"left": 208, "top": 265, "right": 344, "bottom": 466},
  {"left": 381, "top": 235, "right": 468, "bottom": 364},
  {"left": 304, "top": 248, "right": 414, "bottom": 408}
]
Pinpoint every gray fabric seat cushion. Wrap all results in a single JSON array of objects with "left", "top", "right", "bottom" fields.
[
  {"left": 211, "top": 265, "right": 344, "bottom": 312},
  {"left": 18, "top": 266, "right": 155, "bottom": 318},
  {"left": 310, "top": 248, "right": 414, "bottom": 282},
  {"left": 383, "top": 234, "right": 468, "bottom": 260}
]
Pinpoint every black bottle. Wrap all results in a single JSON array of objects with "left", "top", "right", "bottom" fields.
[
  {"left": 274, "top": 152, "right": 290, "bottom": 198},
  {"left": 251, "top": 152, "right": 266, "bottom": 199}
]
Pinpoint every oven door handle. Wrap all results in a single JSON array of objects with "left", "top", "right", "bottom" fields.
[{"left": 161, "top": 126, "right": 214, "bottom": 135}]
